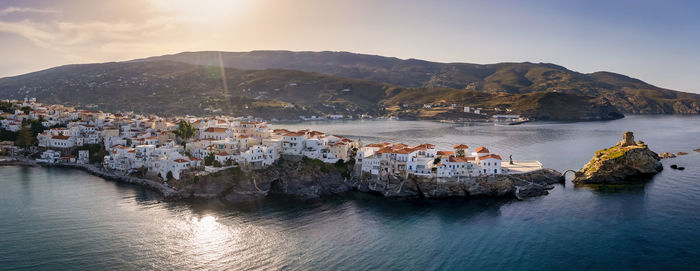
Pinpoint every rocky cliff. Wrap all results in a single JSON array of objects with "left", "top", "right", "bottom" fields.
[
  {"left": 573, "top": 132, "right": 663, "bottom": 184},
  {"left": 173, "top": 155, "right": 564, "bottom": 203},
  {"left": 349, "top": 168, "right": 563, "bottom": 199}
]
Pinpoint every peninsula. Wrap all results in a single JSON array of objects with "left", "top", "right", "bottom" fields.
[{"left": 1, "top": 98, "right": 563, "bottom": 202}]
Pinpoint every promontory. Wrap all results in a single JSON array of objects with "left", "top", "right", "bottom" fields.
[{"left": 573, "top": 132, "right": 663, "bottom": 184}]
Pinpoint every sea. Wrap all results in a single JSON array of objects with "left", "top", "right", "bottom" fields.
[{"left": 1, "top": 115, "right": 699, "bottom": 270}]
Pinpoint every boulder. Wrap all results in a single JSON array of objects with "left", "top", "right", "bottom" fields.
[
  {"left": 677, "top": 152, "right": 688, "bottom": 156},
  {"left": 573, "top": 132, "right": 662, "bottom": 184},
  {"left": 658, "top": 152, "right": 677, "bottom": 159}
]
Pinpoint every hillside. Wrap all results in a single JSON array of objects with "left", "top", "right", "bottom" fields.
[
  {"left": 0, "top": 60, "right": 627, "bottom": 121},
  {"left": 136, "top": 51, "right": 700, "bottom": 114},
  {"left": 0, "top": 61, "right": 391, "bottom": 119}
]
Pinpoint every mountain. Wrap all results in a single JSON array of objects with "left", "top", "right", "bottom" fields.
[
  {"left": 0, "top": 61, "right": 392, "bottom": 119},
  {"left": 0, "top": 51, "right": 697, "bottom": 121},
  {"left": 136, "top": 51, "right": 700, "bottom": 114}
]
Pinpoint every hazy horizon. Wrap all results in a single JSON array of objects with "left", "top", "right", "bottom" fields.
[{"left": 1, "top": 0, "right": 699, "bottom": 93}]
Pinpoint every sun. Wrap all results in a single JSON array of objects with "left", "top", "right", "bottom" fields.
[{"left": 150, "top": 0, "right": 252, "bottom": 22}]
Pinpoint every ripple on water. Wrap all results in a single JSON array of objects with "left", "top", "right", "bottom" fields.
[{"left": 2, "top": 116, "right": 700, "bottom": 270}]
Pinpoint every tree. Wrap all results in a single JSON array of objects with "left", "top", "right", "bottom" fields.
[
  {"left": 204, "top": 152, "right": 215, "bottom": 166},
  {"left": 20, "top": 106, "right": 31, "bottom": 114},
  {"left": 433, "top": 157, "right": 441, "bottom": 165},
  {"left": 166, "top": 171, "right": 173, "bottom": 180},
  {"left": 0, "top": 101, "right": 13, "bottom": 113},
  {"left": 174, "top": 120, "right": 196, "bottom": 140},
  {"left": 78, "top": 143, "right": 106, "bottom": 164},
  {"left": 14, "top": 127, "right": 34, "bottom": 148},
  {"left": 212, "top": 160, "right": 222, "bottom": 168},
  {"left": 456, "top": 149, "right": 465, "bottom": 157},
  {"left": 29, "top": 117, "right": 46, "bottom": 137},
  {"left": 334, "top": 159, "right": 345, "bottom": 167},
  {"left": 0, "top": 129, "right": 18, "bottom": 141}
]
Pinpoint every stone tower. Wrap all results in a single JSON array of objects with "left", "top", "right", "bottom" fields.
[{"left": 620, "top": 131, "right": 635, "bottom": 147}]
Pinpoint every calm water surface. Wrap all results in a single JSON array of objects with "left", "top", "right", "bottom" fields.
[{"left": 1, "top": 115, "right": 699, "bottom": 270}]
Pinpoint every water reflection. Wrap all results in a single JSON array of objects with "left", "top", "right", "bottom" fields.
[{"left": 2, "top": 116, "right": 700, "bottom": 270}]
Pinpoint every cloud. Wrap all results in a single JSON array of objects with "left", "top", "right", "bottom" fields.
[
  {"left": 0, "top": 6, "right": 58, "bottom": 16},
  {"left": 0, "top": 19, "right": 173, "bottom": 48}
]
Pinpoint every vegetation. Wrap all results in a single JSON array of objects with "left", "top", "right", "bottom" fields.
[
  {"left": 76, "top": 143, "right": 107, "bottom": 164},
  {"left": 166, "top": 171, "right": 173, "bottom": 180},
  {"left": 174, "top": 120, "right": 196, "bottom": 140},
  {"left": 28, "top": 117, "right": 47, "bottom": 136},
  {"left": 0, "top": 101, "right": 13, "bottom": 113},
  {"left": 20, "top": 106, "right": 31, "bottom": 114},
  {"left": 0, "top": 52, "right": 697, "bottom": 120},
  {"left": 0, "top": 128, "right": 17, "bottom": 141},
  {"left": 14, "top": 127, "right": 34, "bottom": 148},
  {"left": 204, "top": 152, "right": 215, "bottom": 166}
]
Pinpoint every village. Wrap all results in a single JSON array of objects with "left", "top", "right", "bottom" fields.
[{"left": 0, "top": 98, "right": 543, "bottom": 184}]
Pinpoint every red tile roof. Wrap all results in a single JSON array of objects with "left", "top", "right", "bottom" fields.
[
  {"left": 479, "top": 154, "right": 502, "bottom": 160},
  {"left": 284, "top": 131, "right": 306, "bottom": 137},
  {"left": 394, "top": 148, "right": 414, "bottom": 154},
  {"left": 476, "top": 147, "right": 490, "bottom": 153},
  {"left": 415, "top": 143, "right": 435, "bottom": 149},
  {"left": 453, "top": 144, "right": 469, "bottom": 149},
  {"left": 449, "top": 157, "right": 473, "bottom": 163}
]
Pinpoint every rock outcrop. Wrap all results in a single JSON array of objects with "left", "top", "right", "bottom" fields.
[
  {"left": 573, "top": 132, "right": 663, "bottom": 184},
  {"left": 174, "top": 156, "right": 353, "bottom": 203},
  {"left": 658, "top": 152, "right": 677, "bottom": 159},
  {"left": 349, "top": 168, "right": 563, "bottom": 199},
  {"left": 173, "top": 155, "right": 564, "bottom": 202}
]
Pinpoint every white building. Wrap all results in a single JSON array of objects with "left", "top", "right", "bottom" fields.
[{"left": 77, "top": 150, "right": 89, "bottom": 164}]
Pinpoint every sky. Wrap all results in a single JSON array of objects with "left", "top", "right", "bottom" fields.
[{"left": 0, "top": 0, "right": 698, "bottom": 93}]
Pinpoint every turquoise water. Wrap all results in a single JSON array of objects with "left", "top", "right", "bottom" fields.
[{"left": 1, "top": 115, "right": 699, "bottom": 270}]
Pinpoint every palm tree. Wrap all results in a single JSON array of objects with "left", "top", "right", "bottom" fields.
[{"left": 174, "top": 120, "right": 196, "bottom": 143}]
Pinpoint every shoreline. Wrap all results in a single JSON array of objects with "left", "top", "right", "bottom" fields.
[
  {"left": 1, "top": 156, "right": 181, "bottom": 200},
  {"left": 2, "top": 155, "right": 564, "bottom": 203}
]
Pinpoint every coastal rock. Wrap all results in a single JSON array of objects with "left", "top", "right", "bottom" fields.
[
  {"left": 573, "top": 132, "right": 662, "bottom": 184},
  {"left": 173, "top": 155, "right": 564, "bottom": 202},
  {"left": 677, "top": 152, "right": 688, "bottom": 156},
  {"left": 355, "top": 168, "right": 563, "bottom": 199},
  {"left": 658, "top": 152, "right": 677, "bottom": 159},
  {"left": 176, "top": 156, "right": 353, "bottom": 203},
  {"left": 694, "top": 149, "right": 700, "bottom": 153}
]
